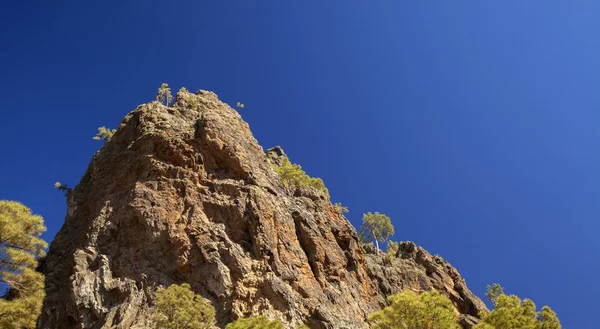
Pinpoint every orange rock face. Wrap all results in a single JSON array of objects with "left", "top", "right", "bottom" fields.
[{"left": 38, "top": 90, "right": 485, "bottom": 329}]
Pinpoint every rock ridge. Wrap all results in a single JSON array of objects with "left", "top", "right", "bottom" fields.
[{"left": 38, "top": 90, "right": 486, "bottom": 329}]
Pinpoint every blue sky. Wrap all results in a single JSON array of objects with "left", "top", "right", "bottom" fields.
[{"left": 1, "top": 1, "right": 597, "bottom": 327}]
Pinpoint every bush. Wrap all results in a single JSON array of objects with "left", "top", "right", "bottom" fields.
[
  {"left": 226, "top": 316, "right": 284, "bottom": 329},
  {"left": 151, "top": 283, "right": 214, "bottom": 329},
  {"left": 368, "top": 290, "right": 460, "bottom": 329},
  {"left": 474, "top": 284, "right": 561, "bottom": 329},
  {"left": 270, "top": 155, "right": 329, "bottom": 198},
  {"left": 93, "top": 126, "right": 117, "bottom": 142},
  {"left": 333, "top": 202, "right": 349, "bottom": 215},
  {"left": 385, "top": 241, "right": 399, "bottom": 259}
]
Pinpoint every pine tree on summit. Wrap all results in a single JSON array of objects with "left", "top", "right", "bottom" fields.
[
  {"left": 359, "top": 212, "right": 394, "bottom": 255},
  {"left": 157, "top": 82, "right": 173, "bottom": 106}
]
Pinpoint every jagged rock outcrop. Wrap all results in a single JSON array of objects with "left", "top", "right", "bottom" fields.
[
  {"left": 365, "top": 242, "right": 487, "bottom": 328},
  {"left": 38, "top": 90, "right": 486, "bottom": 329}
]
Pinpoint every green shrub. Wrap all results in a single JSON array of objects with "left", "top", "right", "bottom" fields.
[
  {"left": 151, "top": 283, "right": 214, "bottom": 329},
  {"left": 368, "top": 290, "right": 460, "bottom": 329},
  {"left": 474, "top": 284, "right": 561, "bottom": 329},
  {"left": 333, "top": 202, "right": 349, "bottom": 215},
  {"left": 270, "top": 155, "right": 329, "bottom": 198},
  {"left": 385, "top": 241, "right": 399, "bottom": 259},
  {"left": 93, "top": 126, "right": 116, "bottom": 142},
  {"left": 226, "top": 316, "right": 284, "bottom": 329}
]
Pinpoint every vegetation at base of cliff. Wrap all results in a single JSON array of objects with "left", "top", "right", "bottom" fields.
[
  {"left": 269, "top": 154, "right": 330, "bottom": 198},
  {"left": 0, "top": 201, "right": 47, "bottom": 329},
  {"left": 93, "top": 126, "right": 117, "bottom": 141},
  {"left": 151, "top": 283, "right": 215, "bottom": 329},
  {"left": 474, "top": 284, "right": 561, "bottom": 329},
  {"left": 368, "top": 289, "right": 460, "bottom": 329},
  {"left": 157, "top": 82, "right": 173, "bottom": 106},
  {"left": 226, "top": 316, "right": 308, "bottom": 329},
  {"left": 359, "top": 212, "right": 394, "bottom": 255},
  {"left": 151, "top": 285, "right": 309, "bottom": 329},
  {"left": 226, "top": 316, "right": 284, "bottom": 329}
]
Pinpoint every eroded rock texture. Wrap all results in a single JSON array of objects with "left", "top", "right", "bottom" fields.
[{"left": 38, "top": 90, "right": 485, "bottom": 329}]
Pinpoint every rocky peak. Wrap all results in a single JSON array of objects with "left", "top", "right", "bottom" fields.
[
  {"left": 266, "top": 146, "right": 286, "bottom": 167},
  {"left": 39, "top": 90, "right": 486, "bottom": 329}
]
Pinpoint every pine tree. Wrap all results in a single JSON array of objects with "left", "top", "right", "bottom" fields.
[
  {"left": 359, "top": 212, "right": 394, "bottom": 255},
  {"left": 157, "top": 83, "right": 173, "bottom": 106},
  {"left": 368, "top": 290, "right": 460, "bottom": 329},
  {"left": 474, "top": 284, "right": 561, "bottom": 329},
  {"left": 333, "top": 202, "right": 349, "bottom": 215},
  {"left": 54, "top": 182, "right": 72, "bottom": 196},
  {"left": 93, "top": 127, "right": 117, "bottom": 142},
  {"left": 0, "top": 201, "right": 47, "bottom": 329}
]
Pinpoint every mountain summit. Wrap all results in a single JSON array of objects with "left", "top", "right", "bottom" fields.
[{"left": 38, "top": 90, "right": 486, "bottom": 329}]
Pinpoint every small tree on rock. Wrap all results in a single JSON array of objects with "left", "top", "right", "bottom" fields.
[
  {"left": 157, "top": 83, "right": 173, "bottom": 106},
  {"left": 93, "top": 127, "right": 116, "bottom": 142},
  {"left": 333, "top": 202, "right": 349, "bottom": 215},
  {"left": 54, "top": 182, "right": 72, "bottom": 196},
  {"left": 152, "top": 283, "right": 215, "bottom": 329},
  {"left": 359, "top": 212, "right": 394, "bottom": 255}
]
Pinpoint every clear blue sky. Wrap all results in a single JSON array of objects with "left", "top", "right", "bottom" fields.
[{"left": 0, "top": 1, "right": 596, "bottom": 327}]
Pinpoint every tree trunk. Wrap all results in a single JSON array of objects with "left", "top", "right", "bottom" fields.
[{"left": 372, "top": 229, "right": 379, "bottom": 255}]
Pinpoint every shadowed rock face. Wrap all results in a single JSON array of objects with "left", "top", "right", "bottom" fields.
[{"left": 38, "top": 90, "right": 486, "bottom": 329}]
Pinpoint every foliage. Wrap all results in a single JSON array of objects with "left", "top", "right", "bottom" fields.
[
  {"left": 157, "top": 82, "right": 173, "bottom": 106},
  {"left": 54, "top": 182, "right": 72, "bottom": 196},
  {"left": 485, "top": 283, "right": 504, "bottom": 305},
  {"left": 333, "top": 202, "right": 349, "bottom": 215},
  {"left": 236, "top": 101, "right": 245, "bottom": 108},
  {"left": 177, "top": 86, "right": 200, "bottom": 111},
  {"left": 152, "top": 283, "right": 215, "bottom": 329},
  {"left": 226, "top": 316, "right": 284, "bottom": 329},
  {"left": 368, "top": 289, "right": 460, "bottom": 329},
  {"left": 385, "top": 241, "right": 399, "bottom": 259},
  {"left": 271, "top": 155, "right": 329, "bottom": 198},
  {"left": 359, "top": 212, "right": 394, "bottom": 254},
  {"left": 474, "top": 284, "right": 561, "bottom": 329},
  {"left": 93, "top": 126, "right": 117, "bottom": 142},
  {"left": 0, "top": 201, "right": 47, "bottom": 329}
]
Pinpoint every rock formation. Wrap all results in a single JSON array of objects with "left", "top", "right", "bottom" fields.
[{"left": 38, "top": 90, "right": 486, "bottom": 329}]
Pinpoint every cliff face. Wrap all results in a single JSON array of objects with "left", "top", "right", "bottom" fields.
[{"left": 38, "top": 90, "right": 486, "bottom": 329}]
